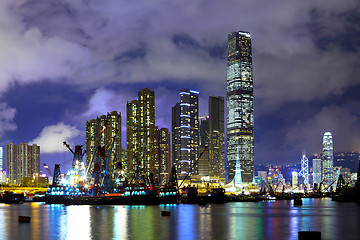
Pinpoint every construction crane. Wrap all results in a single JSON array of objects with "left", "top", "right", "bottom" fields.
[
  {"left": 178, "top": 146, "right": 209, "bottom": 189},
  {"left": 63, "top": 142, "right": 87, "bottom": 187}
]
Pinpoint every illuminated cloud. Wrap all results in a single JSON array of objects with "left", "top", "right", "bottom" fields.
[{"left": 29, "top": 122, "right": 81, "bottom": 153}]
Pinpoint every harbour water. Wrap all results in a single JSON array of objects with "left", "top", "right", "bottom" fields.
[{"left": 0, "top": 198, "right": 359, "bottom": 240}]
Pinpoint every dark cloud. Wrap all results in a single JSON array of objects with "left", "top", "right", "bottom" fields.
[
  {"left": 0, "top": 0, "right": 359, "bottom": 168},
  {"left": 0, "top": 103, "right": 17, "bottom": 141}
]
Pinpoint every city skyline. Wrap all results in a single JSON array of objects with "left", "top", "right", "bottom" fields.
[{"left": 0, "top": 1, "right": 359, "bottom": 173}]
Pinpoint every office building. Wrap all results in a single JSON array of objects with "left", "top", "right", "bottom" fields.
[
  {"left": 292, "top": 171, "right": 298, "bottom": 189},
  {"left": 226, "top": 30, "right": 254, "bottom": 184},
  {"left": 86, "top": 111, "right": 122, "bottom": 175},
  {"left": 198, "top": 116, "right": 209, "bottom": 177},
  {"left": 313, "top": 158, "right": 322, "bottom": 186},
  {"left": 127, "top": 88, "right": 155, "bottom": 178},
  {"left": 172, "top": 89, "right": 199, "bottom": 179},
  {"left": 322, "top": 132, "right": 334, "bottom": 185},
  {"left": 0, "top": 147, "right": 4, "bottom": 183},
  {"left": 209, "top": 96, "right": 225, "bottom": 178},
  {"left": 6, "top": 143, "right": 40, "bottom": 184}
]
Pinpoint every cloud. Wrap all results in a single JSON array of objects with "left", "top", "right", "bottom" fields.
[
  {"left": 0, "top": 0, "right": 357, "bottom": 109},
  {"left": 255, "top": 104, "right": 360, "bottom": 164},
  {"left": 82, "top": 87, "right": 133, "bottom": 119},
  {"left": 255, "top": 48, "right": 360, "bottom": 112},
  {"left": 29, "top": 122, "right": 81, "bottom": 153},
  {"left": 1, "top": 0, "right": 359, "bottom": 167},
  {"left": 0, "top": 0, "right": 94, "bottom": 94},
  {"left": 0, "top": 102, "right": 17, "bottom": 138},
  {"left": 286, "top": 105, "right": 360, "bottom": 153}
]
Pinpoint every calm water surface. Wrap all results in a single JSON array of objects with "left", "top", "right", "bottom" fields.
[{"left": 0, "top": 198, "right": 359, "bottom": 240}]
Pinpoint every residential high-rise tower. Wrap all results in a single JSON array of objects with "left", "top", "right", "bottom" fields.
[
  {"left": 154, "top": 127, "right": 171, "bottom": 184},
  {"left": 86, "top": 111, "right": 122, "bottom": 177},
  {"left": 226, "top": 30, "right": 254, "bottom": 184},
  {"left": 6, "top": 143, "right": 40, "bottom": 184},
  {"left": 127, "top": 88, "right": 155, "bottom": 178}
]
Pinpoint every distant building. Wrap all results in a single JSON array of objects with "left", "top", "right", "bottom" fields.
[
  {"left": 198, "top": 116, "right": 209, "bottom": 177},
  {"left": 340, "top": 167, "right": 351, "bottom": 182},
  {"left": 226, "top": 30, "right": 254, "bottom": 184},
  {"left": 0, "top": 146, "right": 3, "bottom": 171},
  {"left": 127, "top": 88, "right": 155, "bottom": 178},
  {"left": 6, "top": 143, "right": 40, "bottom": 184},
  {"left": 208, "top": 96, "right": 225, "bottom": 178},
  {"left": 334, "top": 151, "right": 359, "bottom": 173},
  {"left": 0, "top": 147, "right": 4, "bottom": 183},
  {"left": 322, "top": 132, "right": 334, "bottom": 185},
  {"left": 299, "top": 151, "right": 309, "bottom": 185},
  {"left": 313, "top": 158, "right": 322, "bottom": 186},
  {"left": 154, "top": 127, "right": 171, "bottom": 184},
  {"left": 292, "top": 171, "right": 298, "bottom": 189},
  {"left": 172, "top": 89, "right": 199, "bottom": 180},
  {"left": 86, "top": 111, "right": 122, "bottom": 176},
  {"left": 21, "top": 176, "right": 49, "bottom": 187},
  {"left": 258, "top": 171, "right": 268, "bottom": 182}
]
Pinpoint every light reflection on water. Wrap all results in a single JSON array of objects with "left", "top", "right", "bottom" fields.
[{"left": 0, "top": 198, "right": 359, "bottom": 240}]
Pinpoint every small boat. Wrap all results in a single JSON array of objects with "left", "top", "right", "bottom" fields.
[
  {"left": 294, "top": 198, "right": 303, "bottom": 206},
  {"left": 161, "top": 211, "right": 171, "bottom": 216},
  {"left": 18, "top": 216, "right": 31, "bottom": 223}
]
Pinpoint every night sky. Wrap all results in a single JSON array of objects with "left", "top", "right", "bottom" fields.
[{"left": 0, "top": 0, "right": 359, "bottom": 173}]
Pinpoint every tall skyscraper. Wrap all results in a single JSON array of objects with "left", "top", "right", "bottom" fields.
[
  {"left": 0, "top": 147, "right": 4, "bottom": 183},
  {"left": 127, "top": 88, "right": 155, "bottom": 178},
  {"left": 198, "top": 116, "right": 209, "bottom": 177},
  {"left": 226, "top": 30, "right": 254, "bottom": 184},
  {"left": 0, "top": 147, "right": 3, "bottom": 171},
  {"left": 322, "top": 132, "right": 334, "bottom": 185},
  {"left": 172, "top": 89, "right": 199, "bottom": 179},
  {"left": 313, "top": 158, "right": 322, "bottom": 187},
  {"left": 209, "top": 96, "right": 225, "bottom": 178},
  {"left": 154, "top": 127, "right": 171, "bottom": 184},
  {"left": 86, "top": 111, "right": 122, "bottom": 176},
  {"left": 172, "top": 103, "right": 181, "bottom": 175},
  {"left": 6, "top": 143, "right": 40, "bottom": 184},
  {"left": 299, "top": 151, "right": 309, "bottom": 185}
]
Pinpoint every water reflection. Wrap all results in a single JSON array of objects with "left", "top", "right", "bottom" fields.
[{"left": 0, "top": 198, "right": 359, "bottom": 240}]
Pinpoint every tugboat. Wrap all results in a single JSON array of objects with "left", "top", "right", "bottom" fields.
[{"left": 2, "top": 192, "right": 25, "bottom": 204}]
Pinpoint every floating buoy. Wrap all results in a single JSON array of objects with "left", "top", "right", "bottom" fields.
[
  {"left": 161, "top": 211, "right": 171, "bottom": 216},
  {"left": 18, "top": 216, "right": 31, "bottom": 223},
  {"left": 294, "top": 198, "right": 303, "bottom": 206},
  {"left": 298, "top": 230, "right": 321, "bottom": 240}
]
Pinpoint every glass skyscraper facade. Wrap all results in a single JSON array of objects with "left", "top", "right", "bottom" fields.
[
  {"left": 209, "top": 96, "right": 225, "bottom": 178},
  {"left": 313, "top": 158, "right": 322, "bottom": 186},
  {"left": 172, "top": 89, "right": 199, "bottom": 179},
  {"left": 226, "top": 30, "right": 254, "bottom": 184},
  {"left": 322, "top": 132, "right": 334, "bottom": 185}
]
